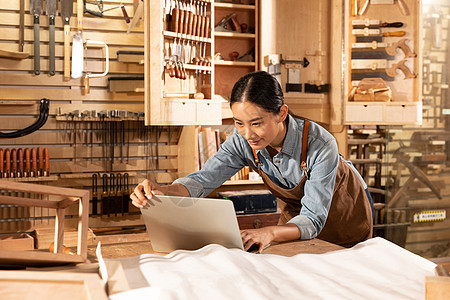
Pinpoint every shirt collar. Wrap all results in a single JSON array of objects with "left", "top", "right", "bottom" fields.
[{"left": 254, "top": 114, "right": 299, "bottom": 158}]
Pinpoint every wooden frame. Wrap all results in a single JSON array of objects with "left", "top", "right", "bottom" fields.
[
  {"left": 0, "top": 271, "right": 107, "bottom": 299},
  {"left": 0, "top": 181, "right": 89, "bottom": 262}
]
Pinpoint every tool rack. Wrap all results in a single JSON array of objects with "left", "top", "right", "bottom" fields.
[
  {"left": 145, "top": 0, "right": 224, "bottom": 125},
  {"left": 344, "top": 0, "right": 423, "bottom": 125}
]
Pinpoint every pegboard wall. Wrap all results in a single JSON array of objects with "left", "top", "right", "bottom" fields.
[{"left": 0, "top": 0, "right": 192, "bottom": 233}]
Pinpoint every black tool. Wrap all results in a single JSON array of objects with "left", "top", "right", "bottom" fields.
[
  {"left": 101, "top": 174, "right": 109, "bottom": 216},
  {"left": 123, "top": 173, "right": 130, "bottom": 213},
  {"left": 92, "top": 173, "right": 98, "bottom": 215},
  {"left": 116, "top": 173, "right": 123, "bottom": 215},
  {"left": 0, "top": 98, "right": 49, "bottom": 139},
  {"left": 109, "top": 173, "right": 116, "bottom": 216}
]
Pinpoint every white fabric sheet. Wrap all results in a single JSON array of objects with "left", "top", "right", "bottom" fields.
[{"left": 106, "top": 237, "right": 436, "bottom": 300}]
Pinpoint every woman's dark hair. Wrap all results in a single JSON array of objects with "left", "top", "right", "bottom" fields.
[
  {"left": 230, "top": 71, "right": 284, "bottom": 114},
  {"left": 229, "top": 71, "right": 306, "bottom": 121}
]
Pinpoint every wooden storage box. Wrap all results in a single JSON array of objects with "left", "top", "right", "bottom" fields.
[{"left": 0, "top": 233, "right": 34, "bottom": 251}]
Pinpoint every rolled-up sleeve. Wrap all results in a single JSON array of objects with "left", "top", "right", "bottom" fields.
[{"left": 173, "top": 131, "right": 247, "bottom": 197}]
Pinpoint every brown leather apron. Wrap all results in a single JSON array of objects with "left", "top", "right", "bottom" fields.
[{"left": 252, "top": 120, "right": 373, "bottom": 247}]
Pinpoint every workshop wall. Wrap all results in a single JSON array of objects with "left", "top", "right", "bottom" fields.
[{"left": 0, "top": 0, "right": 188, "bottom": 233}]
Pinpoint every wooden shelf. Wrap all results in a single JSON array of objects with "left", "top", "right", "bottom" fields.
[
  {"left": 214, "top": 2, "right": 256, "bottom": 10},
  {"left": 163, "top": 31, "right": 212, "bottom": 43},
  {"left": 214, "top": 32, "right": 255, "bottom": 39},
  {"left": 214, "top": 60, "right": 255, "bottom": 67}
]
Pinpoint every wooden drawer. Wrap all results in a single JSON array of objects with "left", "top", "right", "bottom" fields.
[{"left": 237, "top": 212, "right": 280, "bottom": 230}]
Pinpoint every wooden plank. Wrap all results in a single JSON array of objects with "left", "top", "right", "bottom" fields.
[
  {"left": 0, "top": 271, "right": 107, "bottom": 299},
  {"left": 49, "top": 158, "right": 178, "bottom": 174},
  {"left": 0, "top": 88, "right": 144, "bottom": 101},
  {"left": 0, "top": 103, "right": 144, "bottom": 115},
  {"left": 426, "top": 276, "right": 450, "bottom": 300},
  {"left": 0, "top": 27, "right": 143, "bottom": 47},
  {"left": 0, "top": 58, "right": 144, "bottom": 74},
  {"left": 0, "top": 43, "right": 143, "bottom": 60}
]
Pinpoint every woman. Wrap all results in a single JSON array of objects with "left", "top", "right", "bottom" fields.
[{"left": 131, "top": 71, "right": 373, "bottom": 252}]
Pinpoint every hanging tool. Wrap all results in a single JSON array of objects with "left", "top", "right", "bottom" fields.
[
  {"left": 5, "top": 149, "right": 10, "bottom": 178},
  {"left": 116, "top": 173, "right": 123, "bottom": 215},
  {"left": 281, "top": 55, "right": 310, "bottom": 93},
  {"left": 72, "top": 0, "right": 84, "bottom": 79},
  {"left": 101, "top": 174, "right": 108, "bottom": 216},
  {"left": 385, "top": 38, "right": 416, "bottom": 58},
  {"left": 0, "top": 0, "right": 29, "bottom": 59},
  {"left": 30, "top": 0, "right": 43, "bottom": 75},
  {"left": 92, "top": 174, "right": 98, "bottom": 215},
  {"left": 127, "top": 0, "right": 144, "bottom": 33},
  {"left": 25, "top": 148, "right": 30, "bottom": 177},
  {"left": 83, "top": 0, "right": 130, "bottom": 22},
  {"left": 352, "top": 19, "right": 403, "bottom": 29},
  {"left": 46, "top": 0, "right": 57, "bottom": 76},
  {"left": 355, "top": 31, "right": 406, "bottom": 43},
  {"left": 12, "top": 149, "right": 18, "bottom": 178},
  {"left": 44, "top": 147, "right": 49, "bottom": 176},
  {"left": 0, "top": 98, "right": 49, "bottom": 139},
  {"left": 386, "top": 59, "right": 417, "bottom": 79},
  {"left": 31, "top": 148, "right": 37, "bottom": 177},
  {"left": 18, "top": 148, "right": 23, "bottom": 178},
  {"left": 61, "top": 0, "right": 73, "bottom": 80},
  {"left": 123, "top": 173, "right": 130, "bottom": 213},
  {"left": 109, "top": 173, "right": 116, "bottom": 216},
  {"left": 38, "top": 146, "right": 43, "bottom": 176}
]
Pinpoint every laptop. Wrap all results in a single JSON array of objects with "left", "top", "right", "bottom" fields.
[{"left": 140, "top": 195, "right": 245, "bottom": 253}]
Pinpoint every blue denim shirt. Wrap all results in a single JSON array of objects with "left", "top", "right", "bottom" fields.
[{"left": 174, "top": 115, "right": 364, "bottom": 240}]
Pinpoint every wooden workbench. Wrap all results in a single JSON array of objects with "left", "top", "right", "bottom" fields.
[{"left": 87, "top": 237, "right": 344, "bottom": 262}]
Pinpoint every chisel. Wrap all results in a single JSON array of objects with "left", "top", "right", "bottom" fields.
[
  {"left": 5, "top": 149, "right": 10, "bottom": 178},
  {"left": 11, "top": 149, "right": 17, "bottom": 178},
  {"left": 38, "top": 146, "right": 43, "bottom": 176},
  {"left": 92, "top": 174, "right": 98, "bottom": 216},
  {"left": 30, "top": 0, "right": 43, "bottom": 75},
  {"left": 123, "top": 173, "right": 130, "bottom": 213},
  {"left": 44, "top": 147, "right": 49, "bottom": 176},
  {"left": 101, "top": 174, "right": 109, "bottom": 216},
  {"left": 61, "top": 0, "right": 73, "bottom": 80},
  {"left": 109, "top": 173, "right": 116, "bottom": 216},
  {"left": 46, "top": 0, "right": 57, "bottom": 76},
  {"left": 25, "top": 148, "right": 30, "bottom": 177},
  {"left": 31, "top": 147, "right": 37, "bottom": 177},
  {"left": 18, "top": 148, "right": 23, "bottom": 178}
]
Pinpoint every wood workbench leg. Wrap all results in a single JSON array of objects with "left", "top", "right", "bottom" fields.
[
  {"left": 77, "top": 194, "right": 89, "bottom": 260},
  {"left": 54, "top": 207, "right": 65, "bottom": 253}
]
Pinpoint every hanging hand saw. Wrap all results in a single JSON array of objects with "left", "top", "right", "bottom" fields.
[
  {"left": 46, "top": 0, "right": 57, "bottom": 76},
  {"left": 30, "top": 0, "right": 43, "bottom": 75}
]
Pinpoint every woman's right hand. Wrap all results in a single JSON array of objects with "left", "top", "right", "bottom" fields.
[{"left": 130, "top": 179, "right": 164, "bottom": 208}]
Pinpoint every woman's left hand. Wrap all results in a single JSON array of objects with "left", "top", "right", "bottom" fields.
[
  {"left": 241, "top": 224, "right": 301, "bottom": 253},
  {"left": 241, "top": 227, "right": 276, "bottom": 254}
]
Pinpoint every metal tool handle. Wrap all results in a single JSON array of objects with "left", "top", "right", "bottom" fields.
[
  {"left": 49, "top": 17, "right": 55, "bottom": 76},
  {"left": 84, "top": 40, "right": 109, "bottom": 78},
  {"left": 33, "top": 15, "right": 40, "bottom": 75}
]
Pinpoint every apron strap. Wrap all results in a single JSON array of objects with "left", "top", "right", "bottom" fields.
[
  {"left": 251, "top": 119, "right": 310, "bottom": 175},
  {"left": 300, "top": 120, "right": 310, "bottom": 177}
]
